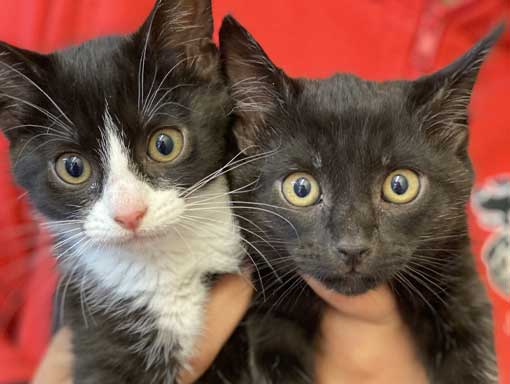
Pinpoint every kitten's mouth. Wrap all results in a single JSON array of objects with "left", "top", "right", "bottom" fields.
[
  {"left": 91, "top": 229, "right": 170, "bottom": 246},
  {"left": 316, "top": 273, "right": 379, "bottom": 296},
  {"left": 296, "top": 259, "right": 380, "bottom": 296}
]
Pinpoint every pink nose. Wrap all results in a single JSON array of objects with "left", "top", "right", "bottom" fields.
[{"left": 114, "top": 208, "right": 147, "bottom": 230}]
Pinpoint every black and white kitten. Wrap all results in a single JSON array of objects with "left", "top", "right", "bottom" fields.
[
  {"left": 203, "top": 17, "right": 502, "bottom": 384},
  {"left": 0, "top": 1, "right": 243, "bottom": 383}
]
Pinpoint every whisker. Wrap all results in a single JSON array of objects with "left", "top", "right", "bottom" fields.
[
  {"left": 0, "top": 60, "right": 74, "bottom": 127},
  {"left": 395, "top": 271, "right": 438, "bottom": 317},
  {"left": 185, "top": 205, "right": 299, "bottom": 239},
  {"left": 0, "top": 92, "right": 73, "bottom": 136},
  {"left": 181, "top": 147, "right": 280, "bottom": 199},
  {"left": 182, "top": 213, "right": 281, "bottom": 279}
]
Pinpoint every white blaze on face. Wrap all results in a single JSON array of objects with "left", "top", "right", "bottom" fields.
[
  {"left": 103, "top": 126, "right": 149, "bottom": 230},
  {"left": 84, "top": 114, "right": 185, "bottom": 243}
]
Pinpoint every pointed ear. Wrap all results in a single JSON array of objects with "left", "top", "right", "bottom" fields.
[
  {"left": 409, "top": 24, "right": 503, "bottom": 154},
  {"left": 0, "top": 42, "right": 49, "bottom": 142},
  {"left": 138, "top": 0, "right": 218, "bottom": 79},
  {"left": 219, "top": 15, "right": 292, "bottom": 152}
]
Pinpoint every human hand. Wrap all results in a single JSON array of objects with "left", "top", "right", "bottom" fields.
[
  {"left": 31, "top": 274, "right": 253, "bottom": 384},
  {"left": 306, "top": 277, "right": 429, "bottom": 384},
  {"left": 31, "top": 327, "right": 73, "bottom": 384},
  {"left": 33, "top": 274, "right": 428, "bottom": 384}
]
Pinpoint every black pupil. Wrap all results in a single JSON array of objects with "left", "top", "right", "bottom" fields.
[
  {"left": 64, "top": 156, "right": 84, "bottom": 178},
  {"left": 391, "top": 175, "right": 409, "bottom": 195},
  {"left": 293, "top": 177, "right": 312, "bottom": 198},
  {"left": 155, "top": 134, "right": 174, "bottom": 156}
]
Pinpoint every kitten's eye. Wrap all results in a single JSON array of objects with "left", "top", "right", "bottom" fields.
[
  {"left": 55, "top": 154, "right": 91, "bottom": 185},
  {"left": 382, "top": 169, "right": 420, "bottom": 204},
  {"left": 282, "top": 172, "right": 321, "bottom": 207},
  {"left": 148, "top": 128, "right": 183, "bottom": 162}
]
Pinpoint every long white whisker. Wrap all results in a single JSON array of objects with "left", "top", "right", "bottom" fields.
[
  {"left": 185, "top": 205, "right": 299, "bottom": 239},
  {"left": 181, "top": 148, "right": 279, "bottom": 198},
  {"left": 0, "top": 61, "right": 74, "bottom": 127},
  {"left": 138, "top": 9, "right": 154, "bottom": 112},
  {"left": 0, "top": 93, "right": 73, "bottom": 136}
]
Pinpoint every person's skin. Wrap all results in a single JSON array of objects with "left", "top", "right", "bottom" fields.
[
  {"left": 306, "top": 278, "right": 429, "bottom": 384},
  {"left": 32, "top": 275, "right": 428, "bottom": 384}
]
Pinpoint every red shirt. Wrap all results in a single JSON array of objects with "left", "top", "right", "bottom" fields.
[{"left": 0, "top": 0, "right": 508, "bottom": 382}]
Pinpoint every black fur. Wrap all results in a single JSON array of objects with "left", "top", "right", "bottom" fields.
[
  {"left": 0, "top": 1, "right": 231, "bottom": 383},
  {"left": 202, "top": 17, "right": 503, "bottom": 384},
  {"left": 0, "top": 4, "right": 228, "bottom": 216}
]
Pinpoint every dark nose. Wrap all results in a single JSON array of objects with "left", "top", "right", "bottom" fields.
[{"left": 337, "top": 246, "right": 369, "bottom": 270}]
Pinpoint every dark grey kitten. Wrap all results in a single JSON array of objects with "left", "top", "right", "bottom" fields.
[
  {"left": 0, "top": 1, "right": 242, "bottom": 383},
  {"left": 202, "top": 17, "right": 502, "bottom": 384}
]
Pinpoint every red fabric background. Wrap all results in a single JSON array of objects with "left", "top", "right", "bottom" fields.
[{"left": 0, "top": 0, "right": 508, "bottom": 382}]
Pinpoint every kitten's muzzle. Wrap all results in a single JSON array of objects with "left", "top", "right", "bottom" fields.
[
  {"left": 337, "top": 246, "right": 369, "bottom": 273},
  {"left": 114, "top": 207, "right": 147, "bottom": 231}
]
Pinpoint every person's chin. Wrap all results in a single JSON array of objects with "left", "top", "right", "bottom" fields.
[{"left": 319, "top": 273, "right": 379, "bottom": 296}]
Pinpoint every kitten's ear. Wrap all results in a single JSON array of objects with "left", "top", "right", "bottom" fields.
[
  {"left": 220, "top": 16, "right": 291, "bottom": 152},
  {"left": 138, "top": 0, "right": 218, "bottom": 79},
  {"left": 409, "top": 24, "right": 503, "bottom": 154},
  {"left": 0, "top": 42, "right": 49, "bottom": 142}
]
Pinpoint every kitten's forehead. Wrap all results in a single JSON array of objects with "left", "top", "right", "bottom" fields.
[
  {"left": 42, "top": 38, "right": 136, "bottom": 146},
  {"left": 53, "top": 36, "right": 133, "bottom": 87},
  {"left": 268, "top": 75, "right": 431, "bottom": 185},
  {"left": 293, "top": 76, "right": 413, "bottom": 154},
  {"left": 299, "top": 74, "right": 406, "bottom": 114}
]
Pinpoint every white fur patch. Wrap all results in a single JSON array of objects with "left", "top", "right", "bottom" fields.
[{"left": 57, "top": 113, "right": 242, "bottom": 364}]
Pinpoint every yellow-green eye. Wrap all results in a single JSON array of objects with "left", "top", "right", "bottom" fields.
[
  {"left": 55, "top": 153, "right": 91, "bottom": 185},
  {"left": 148, "top": 128, "right": 183, "bottom": 162},
  {"left": 382, "top": 169, "right": 420, "bottom": 204},
  {"left": 282, "top": 172, "right": 321, "bottom": 207}
]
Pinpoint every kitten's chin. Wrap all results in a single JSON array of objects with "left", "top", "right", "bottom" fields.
[
  {"left": 90, "top": 229, "right": 170, "bottom": 247},
  {"left": 318, "top": 274, "right": 379, "bottom": 296}
]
